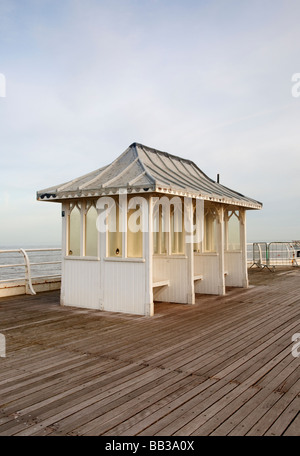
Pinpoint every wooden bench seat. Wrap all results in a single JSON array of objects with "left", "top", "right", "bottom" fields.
[
  {"left": 194, "top": 275, "right": 203, "bottom": 281},
  {"left": 152, "top": 279, "right": 170, "bottom": 288}
]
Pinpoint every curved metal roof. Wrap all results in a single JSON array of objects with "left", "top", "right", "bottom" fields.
[{"left": 37, "top": 142, "right": 262, "bottom": 209}]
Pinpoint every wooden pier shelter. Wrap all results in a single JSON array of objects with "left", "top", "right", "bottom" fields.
[{"left": 37, "top": 143, "right": 262, "bottom": 315}]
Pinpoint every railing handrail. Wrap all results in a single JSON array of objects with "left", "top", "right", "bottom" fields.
[
  {"left": 0, "top": 248, "right": 61, "bottom": 253},
  {"left": 0, "top": 248, "right": 62, "bottom": 295}
]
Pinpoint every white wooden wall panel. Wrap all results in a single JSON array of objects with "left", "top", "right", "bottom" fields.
[
  {"left": 194, "top": 254, "right": 220, "bottom": 294},
  {"left": 62, "top": 259, "right": 100, "bottom": 309},
  {"left": 103, "top": 261, "right": 146, "bottom": 315},
  {"left": 224, "top": 251, "right": 244, "bottom": 287},
  {"left": 62, "top": 259, "right": 147, "bottom": 315},
  {"left": 153, "top": 257, "right": 188, "bottom": 303}
]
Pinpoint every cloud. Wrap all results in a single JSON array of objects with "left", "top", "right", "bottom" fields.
[{"left": 0, "top": 0, "right": 300, "bottom": 244}]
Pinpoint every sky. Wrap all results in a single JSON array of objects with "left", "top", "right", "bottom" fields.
[{"left": 0, "top": 0, "right": 299, "bottom": 247}]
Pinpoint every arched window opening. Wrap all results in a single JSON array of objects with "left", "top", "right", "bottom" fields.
[
  {"left": 171, "top": 203, "right": 184, "bottom": 254},
  {"left": 153, "top": 204, "right": 167, "bottom": 255},
  {"left": 127, "top": 205, "right": 143, "bottom": 258},
  {"left": 204, "top": 208, "right": 217, "bottom": 252},
  {"left": 85, "top": 205, "right": 98, "bottom": 257},
  {"left": 69, "top": 204, "right": 81, "bottom": 256},
  {"left": 227, "top": 210, "right": 241, "bottom": 250},
  {"left": 107, "top": 199, "right": 122, "bottom": 257}
]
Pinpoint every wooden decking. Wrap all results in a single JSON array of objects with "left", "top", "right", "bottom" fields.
[{"left": 0, "top": 268, "right": 299, "bottom": 436}]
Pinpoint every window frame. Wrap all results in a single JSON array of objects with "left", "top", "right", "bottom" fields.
[
  {"left": 203, "top": 206, "right": 217, "bottom": 253},
  {"left": 225, "top": 209, "right": 241, "bottom": 251},
  {"left": 66, "top": 200, "right": 100, "bottom": 259},
  {"left": 68, "top": 203, "right": 81, "bottom": 257}
]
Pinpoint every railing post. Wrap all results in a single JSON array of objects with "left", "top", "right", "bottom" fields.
[{"left": 20, "top": 249, "right": 36, "bottom": 295}]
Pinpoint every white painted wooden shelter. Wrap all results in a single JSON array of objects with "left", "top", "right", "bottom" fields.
[{"left": 37, "top": 143, "right": 262, "bottom": 316}]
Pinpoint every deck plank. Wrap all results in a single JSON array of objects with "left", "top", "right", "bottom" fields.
[{"left": 0, "top": 267, "right": 299, "bottom": 436}]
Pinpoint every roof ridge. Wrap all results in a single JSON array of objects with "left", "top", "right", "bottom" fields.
[
  {"left": 131, "top": 142, "right": 196, "bottom": 165},
  {"left": 135, "top": 142, "right": 221, "bottom": 189},
  {"left": 132, "top": 142, "right": 218, "bottom": 185},
  {"left": 132, "top": 143, "right": 156, "bottom": 186}
]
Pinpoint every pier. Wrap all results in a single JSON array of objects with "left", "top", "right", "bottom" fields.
[{"left": 0, "top": 267, "right": 299, "bottom": 436}]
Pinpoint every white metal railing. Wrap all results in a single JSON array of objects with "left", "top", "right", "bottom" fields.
[
  {"left": 248, "top": 242, "right": 300, "bottom": 271},
  {"left": 0, "top": 248, "right": 62, "bottom": 295}
]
